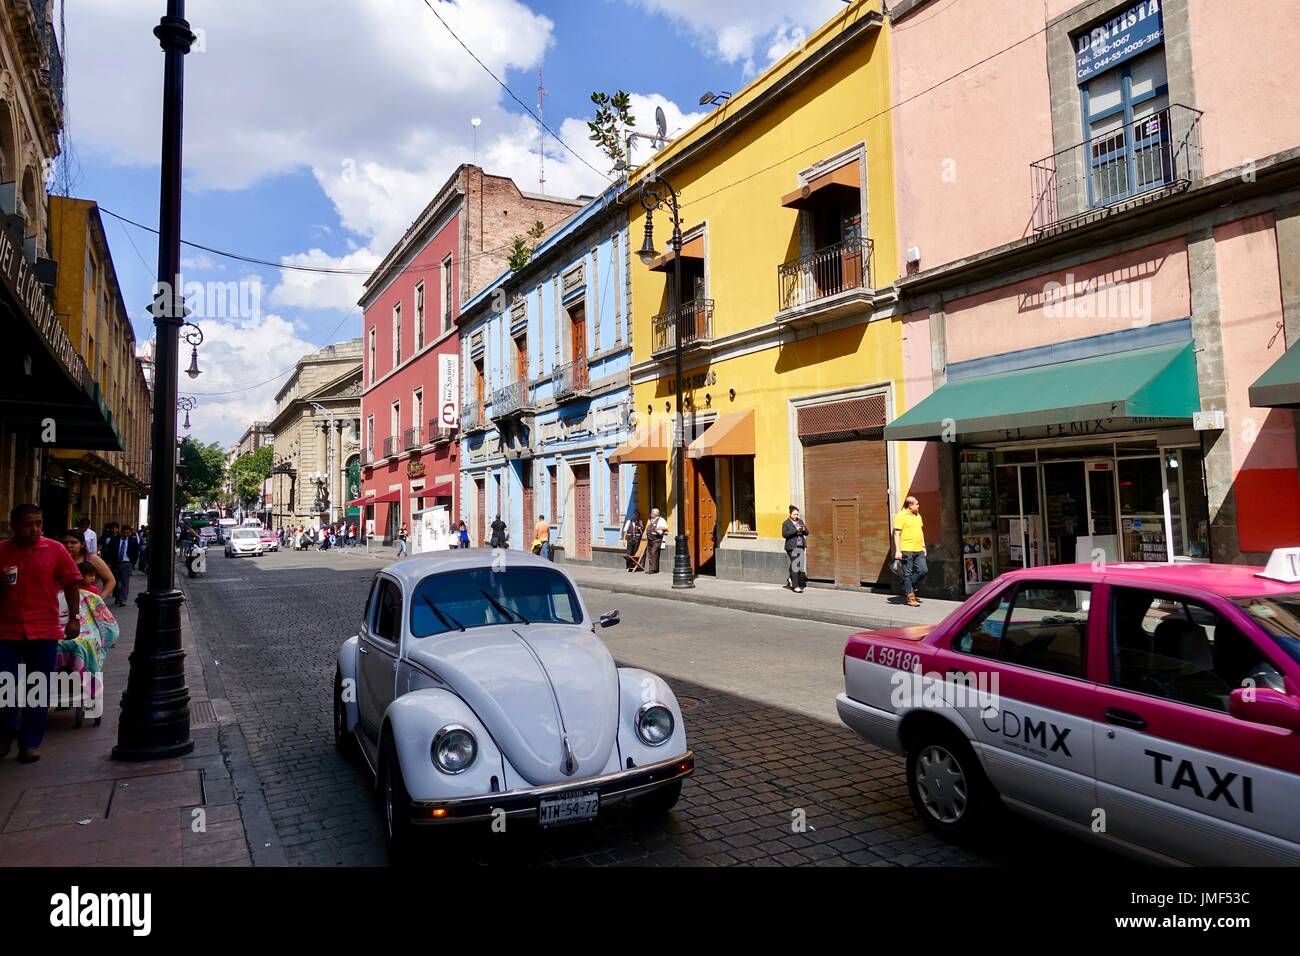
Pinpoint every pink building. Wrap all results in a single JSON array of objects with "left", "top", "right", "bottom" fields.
[
  {"left": 357, "top": 165, "right": 582, "bottom": 543},
  {"left": 885, "top": 0, "right": 1300, "bottom": 596}
]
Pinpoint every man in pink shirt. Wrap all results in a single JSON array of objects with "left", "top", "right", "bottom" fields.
[{"left": 0, "top": 504, "right": 83, "bottom": 763}]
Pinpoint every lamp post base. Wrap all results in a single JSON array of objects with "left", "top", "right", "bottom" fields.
[
  {"left": 112, "top": 590, "right": 195, "bottom": 762},
  {"left": 671, "top": 535, "right": 695, "bottom": 589}
]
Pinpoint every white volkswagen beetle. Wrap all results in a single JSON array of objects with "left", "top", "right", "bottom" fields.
[{"left": 334, "top": 551, "right": 694, "bottom": 858}]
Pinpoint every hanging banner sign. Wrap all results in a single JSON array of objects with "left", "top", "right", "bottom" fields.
[
  {"left": 438, "top": 353, "right": 460, "bottom": 429},
  {"left": 1075, "top": 0, "right": 1163, "bottom": 83}
]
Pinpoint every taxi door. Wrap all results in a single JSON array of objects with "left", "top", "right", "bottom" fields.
[{"left": 1093, "top": 583, "right": 1300, "bottom": 865}]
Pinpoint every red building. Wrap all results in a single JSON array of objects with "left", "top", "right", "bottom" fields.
[{"left": 357, "top": 165, "right": 582, "bottom": 542}]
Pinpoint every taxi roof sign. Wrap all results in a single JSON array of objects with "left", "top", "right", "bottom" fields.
[{"left": 1257, "top": 548, "right": 1300, "bottom": 583}]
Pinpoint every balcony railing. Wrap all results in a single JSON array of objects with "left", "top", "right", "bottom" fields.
[
  {"left": 651, "top": 298, "right": 714, "bottom": 358},
  {"left": 382, "top": 435, "right": 398, "bottom": 459},
  {"left": 553, "top": 357, "right": 591, "bottom": 401},
  {"left": 428, "top": 418, "right": 455, "bottom": 444},
  {"left": 361, "top": 448, "right": 374, "bottom": 467},
  {"left": 491, "top": 380, "right": 535, "bottom": 419},
  {"left": 778, "top": 237, "right": 872, "bottom": 313},
  {"left": 1031, "top": 104, "right": 1203, "bottom": 233},
  {"left": 402, "top": 426, "right": 422, "bottom": 451},
  {"left": 461, "top": 401, "right": 486, "bottom": 433}
]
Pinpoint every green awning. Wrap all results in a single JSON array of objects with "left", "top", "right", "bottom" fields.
[
  {"left": 1250, "top": 342, "right": 1300, "bottom": 408},
  {"left": 886, "top": 341, "right": 1200, "bottom": 442}
]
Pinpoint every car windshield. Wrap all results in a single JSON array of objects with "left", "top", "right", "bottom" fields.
[
  {"left": 233, "top": 529, "right": 260, "bottom": 540},
  {"left": 1231, "top": 593, "right": 1300, "bottom": 667},
  {"left": 409, "top": 567, "right": 583, "bottom": 638}
]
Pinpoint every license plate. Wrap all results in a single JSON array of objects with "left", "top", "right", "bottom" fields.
[{"left": 538, "top": 790, "right": 599, "bottom": 827}]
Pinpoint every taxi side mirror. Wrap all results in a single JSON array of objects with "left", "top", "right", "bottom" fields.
[
  {"left": 599, "top": 611, "right": 620, "bottom": 629},
  {"left": 1228, "top": 687, "right": 1300, "bottom": 732}
]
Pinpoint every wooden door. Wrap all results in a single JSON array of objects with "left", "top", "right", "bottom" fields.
[
  {"left": 475, "top": 479, "right": 485, "bottom": 547},
  {"left": 694, "top": 460, "right": 718, "bottom": 575},
  {"left": 803, "top": 438, "right": 890, "bottom": 585},
  {"left": 832, "top": 499, "right": 861, "bottom": 587},
  {"left": 522, "top": 467, "right": 535, "bottom": 540},
  {"left": 548, "top": 466, "right": 558, "bottom": 524},
  {"left": 573, "top": 465, "right": 591, "bottom": 560},
  {"left": 570, "top": 306, "right": 586, "bottom": 365}
]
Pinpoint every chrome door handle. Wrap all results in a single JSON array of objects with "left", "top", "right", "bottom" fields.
[{"left": 358, "top": 644, "right": 370, "bottom": 655}]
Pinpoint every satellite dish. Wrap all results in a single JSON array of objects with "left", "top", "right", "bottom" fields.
[{"left": 655, "top": 106, "right": 668, "bottom": 142}]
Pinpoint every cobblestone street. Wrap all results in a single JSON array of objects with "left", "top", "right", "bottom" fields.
[{"left": 183, "top": 551, "right": 1111, "bottom": 867}]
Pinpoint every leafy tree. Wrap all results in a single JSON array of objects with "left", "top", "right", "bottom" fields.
[
  {"left": 588, "top": 90, "right": 635, "bottom": 172},
  {"left": 228, "top": 445, "right": 274, "bottom": 509},
  {"left": 507, "top": 219, "right": 547, "bottom": 271},
  {"left": 178, "top": 437, "right": 227, "bottom": 508}
]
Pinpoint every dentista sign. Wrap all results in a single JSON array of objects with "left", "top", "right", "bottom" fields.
[{"left": 1075, "top": 0, "right": 1164, "bottom": 83}]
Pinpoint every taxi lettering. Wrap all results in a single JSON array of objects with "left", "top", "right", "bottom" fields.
[
  {"left": 1145, "top": 749, "right": 1254, "bottom": 813},
  {"left": 981, "top": 709, "right": 1073, "bottom": 757}
]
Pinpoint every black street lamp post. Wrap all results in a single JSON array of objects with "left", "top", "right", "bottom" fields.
[
  {"left": 113, "top": 0, "right": 197, "bottom": 762},
  {"left": 637, "top": 176, "right": 695, "bottom": 590}
]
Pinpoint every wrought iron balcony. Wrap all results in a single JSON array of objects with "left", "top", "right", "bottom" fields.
[
  {"left": 778, "top": 237, "right": 872, "bottom": 313},
  {"left": 651, "top": 298, "right": 714, "bottom": 358},
  {"left": 427, "top": 417, "right": 456, "bottom": 445},
  {"left": 491, "top": 380, "right": 536, "bottom": 419},
  {"left": 382, "top": 435, "right": 399, "bottom": 459},
  {"left": 553, "top": 357, "right": 591, "bottom": 401},
  {"left": 1031, "top": 104, "right": 1203, "bottom": 233},
  {"left": 402, "top": 426, "right": 422, "bottom": 451},
  {"left": 461, "top": 401, "right": 487, "bottom": 433}
]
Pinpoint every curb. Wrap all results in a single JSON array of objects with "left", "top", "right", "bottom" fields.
[
  {"left": 571, "top": 576, "right": 938, "bottom": 631},
  {"left": 179, "top": 587, "right": 288, "bottom": 867}
]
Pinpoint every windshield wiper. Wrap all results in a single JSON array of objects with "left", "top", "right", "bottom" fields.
[
  {"left": 479, "top": 588, "right": 529, "bottom": 625},
  {"left": 421, "top": 594, "right": 465, "bottom": 633}
]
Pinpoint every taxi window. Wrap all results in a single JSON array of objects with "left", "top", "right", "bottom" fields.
[
  {"left": 952, "top": 583, "right": 1090, "bottom": 678},
  {"left": 1109, "top": 587, "right": 1282, "bottom": 712}
]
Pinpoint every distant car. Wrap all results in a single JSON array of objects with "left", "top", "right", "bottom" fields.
[
  {"left": 224, "top": 527, "right": 264, "bottom": 558},
  {"left": 837, "top": 559, "right": 1300, "bottom": 865},
  {"left": 196, "top": 525, "right": 218, "bottom": 546},
  {"left": 259, "top": 530, "right": 279, "bottom": 552},
  {"left": 335, "top": 551, "right": 694, "bottom": 860}
]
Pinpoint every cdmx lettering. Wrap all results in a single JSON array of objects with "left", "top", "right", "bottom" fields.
[{"left": 981, "top": 708, "right": 1073, "bottom": 757}]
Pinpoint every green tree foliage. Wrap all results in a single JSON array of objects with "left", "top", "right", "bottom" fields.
[
  {"left": 588, "top": 90, "right": 635, "bottom": 172},
  {"left": 228, "top": 445, "right": 274, "bottom": 508},
  {"left": 178, "top": 437, "right": 227, "bottom": 508},
  {"left": 507, "top": 219, "right": 547, "bottom": 271}
]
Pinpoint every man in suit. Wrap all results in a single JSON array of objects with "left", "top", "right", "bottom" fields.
[{"left": 106, "top": 525, "right": 141, "bottom": 607}]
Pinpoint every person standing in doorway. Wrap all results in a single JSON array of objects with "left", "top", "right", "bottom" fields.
[
  {"left": 893, "top": 496, "right": 928, "bottom": 607},
  {"left": 623, "top": 510, "right": 644, "bottom": 572},
  {"left": 533, "top": 515, "right": 551, "bottom": 560},
  {"left": 489, "top": 514, "right": 508, "bottom": 550},
  {"left": 645, "top": 508, "right": 668, "bottom": 574},
  {"left": 781, "top": 506, "right": 809, "bottom": 593},
  {"left": 0, "top": 504, "right": 84, "bottom": 763}
]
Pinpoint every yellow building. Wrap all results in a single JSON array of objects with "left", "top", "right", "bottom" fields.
[
  {"left": 42, "top": 197, "right": 151, "bottom": 533},
  {"left": 616, "top": 0, "right": 905, "bottom": 586}
]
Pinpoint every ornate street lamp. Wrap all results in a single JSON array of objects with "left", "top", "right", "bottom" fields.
[
  {"left": 637, "top": 175, "right": 694, "bottom": 590},
  {"left": 182, "top": 322, "right": 204, "bottom": 379},
  {"left": 177, "top": 394, "right": 197, "bottom": 431},
  {"left": 114, "top": 0, "right": 197, "bottom": 762}
]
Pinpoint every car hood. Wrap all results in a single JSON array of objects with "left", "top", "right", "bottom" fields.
[{"left": 408, "top": 624, "right": 619, "bottom": 787}]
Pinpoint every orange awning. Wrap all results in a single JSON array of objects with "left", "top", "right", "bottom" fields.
[
  {"left": 647, "top": 234, "right": 705, "bottom": 273},
  {"left": 609, "top": 432, "right": 669, "bottom": 465},
  {"left": 688, "top": 410, "right": 755, "bottom": 459},
  {"left": 781, "top": 161, "right": 861, "bottom": 210}
]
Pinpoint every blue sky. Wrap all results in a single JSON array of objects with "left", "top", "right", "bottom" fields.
[{"left": 61, "top": 0, "right": 844, "bottom": 445}]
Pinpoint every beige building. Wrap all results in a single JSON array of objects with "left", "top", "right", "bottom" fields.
[{"left": 269, "top": 341, "right": 362, "bottom": 532}]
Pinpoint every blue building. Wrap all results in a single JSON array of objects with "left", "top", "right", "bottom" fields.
[{"left": 458, "top": 185, "right": 634, "bottom": 566}]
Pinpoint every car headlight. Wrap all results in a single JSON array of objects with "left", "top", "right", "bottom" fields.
[
  {"left": 636, "top": 703, "right": 674, "bottom": 747},
  {"left": 431, "top": 725, "right": 477, "bottom": 774}
]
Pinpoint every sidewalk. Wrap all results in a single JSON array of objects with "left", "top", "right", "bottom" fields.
[
  {"left": 326, "top": 544, "right": 961, "bottom": 629},
  {"left": 0, "top": 576, "right": 264, "bottom": 867}
]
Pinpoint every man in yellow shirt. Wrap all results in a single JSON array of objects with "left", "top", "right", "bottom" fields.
[{"left": 892, "top": 496, "right": 927, "bottom": 607}]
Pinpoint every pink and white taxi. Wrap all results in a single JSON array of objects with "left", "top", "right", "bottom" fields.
[{"left": 837, "top": 555, "right": 1300, "bottom": 865}]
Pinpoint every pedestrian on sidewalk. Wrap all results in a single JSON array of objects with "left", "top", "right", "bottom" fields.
[
  {"left": 623, "top": 510, "right": 644, "bottom": 572},
  {"left": 782, "top": 506, "right": 809, "bottom": 593},
  {"left": 645, "top": 509, "right": 668, "bottom": 574},
  {"left": 105, "top": 524, "right": 140, "bottom": 607},
  {"left": 396, "top": 525, "right": 408, "bottom": 557},
  {"left": 0, "top": 504, "right": 84, "bottom": 763},
  {"left": 489, "top": 515, "right": 508, "bottom": 550},
  {"left": 458, "top": 520, "right": 471, "bottom": 550},
  {"left": 348, "top": 523, "right": 357, "bottom": 548},
  {"left": 60, "top": 529, "right": 115, "bottom": 597},
  {"left": 533, "top": 515, "right": 551, "bottom": 560},
  {"left": 76, "top": 516, "right": 98, "bottom": 557},
  {"left": 892, "top": 495, "right": 928, "bottom": 607}
]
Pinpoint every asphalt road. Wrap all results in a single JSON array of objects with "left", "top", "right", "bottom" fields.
[{"left": 183, "top": 549, "right": 1115, "bottom": 867}]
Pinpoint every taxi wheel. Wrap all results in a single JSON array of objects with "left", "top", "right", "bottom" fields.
[
  {"left": 379, "top": 732, "right": 417, "bottom": 865},
  {"left": 906, "top": 731, "right": 994, "bottom": 840}
]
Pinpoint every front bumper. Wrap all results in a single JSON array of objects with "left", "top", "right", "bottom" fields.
[{"left": 409, "top": 751, "right": 695, "bottom": 826}]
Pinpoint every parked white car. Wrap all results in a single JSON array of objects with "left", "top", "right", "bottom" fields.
[
  {"left": 334, "top": 551, "right": 694, "bottom": 859},
  {"left": 224, "top": 527, "right": 264, "bottom": 558}
]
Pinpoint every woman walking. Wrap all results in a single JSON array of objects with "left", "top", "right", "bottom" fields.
[
  {"left": 61, "top": 529, "right": 116, "bottom": 598},
  {"left": 781, "top": 505, "right": 809, "bottom": 593},
  {"left": 396, "top": 525, "right": 409, "bottom": 558}
]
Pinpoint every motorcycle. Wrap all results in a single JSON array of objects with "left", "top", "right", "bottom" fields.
[{"left": 180, "top": 538, "right": 207, "bottom": 578}]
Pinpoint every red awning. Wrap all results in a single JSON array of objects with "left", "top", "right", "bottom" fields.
[{"left": 349, "top": 491, "right": 400, "bottom": 509}]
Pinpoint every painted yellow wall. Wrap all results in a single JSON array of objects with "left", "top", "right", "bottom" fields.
[{"left": 626, "top": 1, "right": 906, "bottom": 542}]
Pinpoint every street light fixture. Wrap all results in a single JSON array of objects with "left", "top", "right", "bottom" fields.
[
  {"left": 177, "top": 395, "right": 197, "bottom": 431},
  {"left": 182, "top": 322, "right": 203, "bottom": 379},
  {"left": 638, "top": 174, "right": 694, "bottom": 590},
  {"left": 114, "top": 0, "right": 197, "bottom": 762}
]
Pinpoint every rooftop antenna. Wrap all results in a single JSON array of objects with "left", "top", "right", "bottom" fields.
[{"left": 536, "top": 67, "right": 547, "bottom": 194}]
